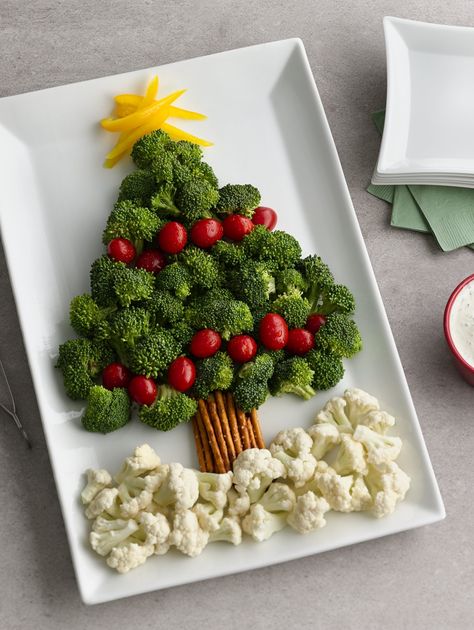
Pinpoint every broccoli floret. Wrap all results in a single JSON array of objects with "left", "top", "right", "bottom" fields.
[
  {"left": 109, "top": 306, "right": 150, "bottom": 346},
  {"left": 232, "top": 354, "right": 274, "bottom": 412},
  {"left": 148, "top": 290, "right": 184, "bottom": 326},
  {"left": 211, "top": 240, "right": 246, "bottom": 268},
  {"left": 113, "top": 266, "right": 155, "bottom": 307},
  {"left": 306, "top": 349, "right": 344, "bottom": 390},
  {"left": 180, "top": 246, "right": 223, "bottom": 289},
  {"left": 56, "top": 338, "right": 115, "bottom": 400},
  {"left": 117, "top": 170, "right": 157, "bottom": 207},
  {"left": 257, "top": 348, "right": 286, "bottom": 366},
  {"left": 195, "top": 161, "right": 219, "bottom": 189},
  {"left": 172, "top": 140, "right": 204, "bottom": 169},
  {"left": 69, "top": 294, "right": 114, "bottom": 339},
  {"left": 186, "top": 295, "right": 253, "bottom": 340},
  {"left": 271, "top": 288, "right": 311, "bottom": 328},
  {"left": 155, "top": 262, "right": 193, "bottom": 300},
  {"left": 150, "top": 181, "right": 180, "bottom": 215},
  {"left": 174, "top": 170, "right": 219, "bottom": 223},
  {"left": 102, "top": 201, "right": 162, "bottom": 252},
  {"left": 129, "top": 329, "right": 182, "bottom": 378},
  {"left": 194, "top": 352, "right": 234, "bottom": 399},
  {"left": 274, "top": 268, "right": 307, "bottom": 295},
  {"left": 90, "top": 255, "right": 125, "bottom": 307},
  {"left": 229, "top": 261, "right": 275, "bottom": 310},
  {"left": 82, "top": 385, "right": 131, "bottom": 433},
  {"left": 131, "top": 130, "right": 172, "bottom": 170},
  {"left": 298, "top": 255, "right": 334, "bottom": 310},
  {"left": 315, "top": 313, "right": 362, "bottom": 358},
  {"left": 216, "top": 184, "right": 261, "bottom": 218},
  {"left": 242, "top": 226, "right": 301, "bottom": 270},
  {"left": 169, "top": 321, "right": 194, "bottom": 347},
  {"left": 138, "top": 384, "right": 197, "bottom": 431},
  {"left": 318, "top": 284, "right": 356, "bottom": 316},
  {"left": 238, "top": 353, "right": 275, "bottom": 382},
  {"left": 269, "top": 357, "right": 316, "bottom": 400}
]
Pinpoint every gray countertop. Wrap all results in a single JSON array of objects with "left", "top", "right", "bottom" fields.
[{"left": 0, "top": 1, "right": 472, "bottom": 628}]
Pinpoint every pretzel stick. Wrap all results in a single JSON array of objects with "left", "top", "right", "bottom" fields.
[
  {"left": 250, "top": 408, "right": 265, "bottom": 449},
  {"left": 192, "top": 415, "right": 207, "bottom": 472},
  {"left": 225, "top": 392, "right": 243, "bottom": 455},
  {"left": 207, "top": 394, "right": 230, "bottom": 471},
  {"left": 198, "top": 399, "right": 226, "bottom": 473},
  {"left": 246, "top": 415, "right": 257, "bottom": 448},
  {"left": 195, "top": 408, "right": 214, "bottom": 472},
  {"left": 237, "top": 408, "right": 251, "bottom": 450},
  {"left": 214, "top": 391, "right": 236, "bottom": 462}
]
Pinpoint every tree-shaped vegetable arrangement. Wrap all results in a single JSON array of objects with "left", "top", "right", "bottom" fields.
[{"left": 57, "top": 130, "right": 362, "bottom": 472}]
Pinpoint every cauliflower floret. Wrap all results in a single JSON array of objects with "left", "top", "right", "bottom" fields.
[
  {"left": 117, "top": 472, "right": 165, "bottom": 518},
  {"left": 114, "top": 444, "right": 161, "bottom": 484},
  {"left": 269, "top": 428, "right": 317, "bottom": 488},
  {"left": 353, "top": 425, "right": 402, "bottom": 465},
  {"left": 196, "top": 471, "right": 233, "bottom": 510},
  {"left": 242, "top": 504, "right": 287, "bottom": 542},
  {"left": 192, "top": 502, "right": 224, "bottom": 532},
  {"left": 81, "top": 468, "right": 112, "bottom": 505},
  {"left": 84, "top": 487, "right": 121, "bottom": 520},
  {"left": 365, "top": 462, "right": 411, "bottom": 518},
  {"left": 259, "top": 482, "right": 296, "bottom": 514},
  {"left": 209, "top": 517, "right": 242, "bottom": 545},
  {"left": 287, "top": 492, "right": 330, "bottom": 534},
  {"left": 344, "top": 388, "right": 395, "bottom": 433},
  {"left": 307, "top": 423, "right": 340, "bottom": 460},
  {"left": 232, "top": 449, "right": 285, "bottom": 503},
  {"left": 133, "top": 511, "right": 171, "bottom": 555},
  {"left": 89, "top": 516, "right": 139, "bottom": 556},
  {"left": 349, "top": 475, "right": 372, "bottom": 511},
  {"left": 169, "top": 510, "right": 209, "bottom": 557},
  {"left": 314, "top": 397, "right": 353, "bottom": 434},
  {"left": 106, "top": 542, "right": 153, "bottom": 574},
  {"left": 153, "top": 463, "right": 199, "bottom": 511},
  {"left": 227, "top": 487, "right": 251, "bottom": 518},
  {"left": 332, "top": 434, "right": 368, "bottom": 476}
]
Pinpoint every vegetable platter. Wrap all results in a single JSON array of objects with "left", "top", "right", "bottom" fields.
[{"left": 0, "top": 39, "right": 444, "bottom": 604}]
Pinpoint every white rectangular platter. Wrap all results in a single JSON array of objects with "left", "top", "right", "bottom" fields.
[{"left": 0, "top": 39, "right": 444, "bottom": 604}]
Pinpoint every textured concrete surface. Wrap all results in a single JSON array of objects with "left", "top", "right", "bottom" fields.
[{"left": 0, "top": 1, "right": 473, "bottom": 628}]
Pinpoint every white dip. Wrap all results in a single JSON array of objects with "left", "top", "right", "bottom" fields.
[{"left": 450, "top": 279, "right": 474, "bottom": 367}]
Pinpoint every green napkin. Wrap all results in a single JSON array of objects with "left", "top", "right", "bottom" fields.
[{"left": 367, "top": 110, "right": 474, "bottom": 250}]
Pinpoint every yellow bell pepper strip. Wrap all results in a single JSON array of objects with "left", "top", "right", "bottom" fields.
[
  {"left": 114, "top": 94, "right": 206, "bottom": 120},
  {"left": 168, "top": 106, "right": 207, "bottom": 120},
  {"left": 141, "top": 75, "right": 159, "bottom": 108},
  {"left": 114, "top": 102, "right": 136, "bottom": 118},
  {"left": 101, "top": 89, "right": 185, "bottom": 132},
  {"left": 160, "top": 122, "right": 213, "bottom": 146},
  {"left": 105, "top": 106, "right": 171, "bottom": 160}
]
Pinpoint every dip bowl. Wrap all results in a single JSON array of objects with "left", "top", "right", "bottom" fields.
[{"left": 444, "top": 273, "right": 474, "bottom": 386}]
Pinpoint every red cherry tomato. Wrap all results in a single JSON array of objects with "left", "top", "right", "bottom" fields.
[
  {"left": 306, "top": 314, "right": 327, "bottom": 334},
  {"left": 286, "top": 328, "right": 315, "bottom": 355},
  {"left": 190, "top": 329, "right": 222, "bottom": 358},
  {"left": 227, "top": 335, "right": 257, "bottom": 363},
  {"left": 102, "top": 363, "right": 132, "bottom": 390},
  {"left": 252, "top": 206, "right": 278, "bottom": 231},
  {"left": 191, "top": 218, "right": 224, "bottom": 249},
  {"left": 135, "top": 249, "right": 167, "bottom": 274},
  {"left": 259, "top": 313, "right": 288, "bottom": 350},
  {"left": 222, "top": 214, "right": 254, "bottom": 241},
  {"left": 168, "top": 357, "right": 196, "bottom": 392},
  {"left": 128, "top": 375, "right": 157, "bottom": 406},
  {"left": 107, "top": 238, "right": 136, "bottom": 264},
  {"left": 158, "top": 222, "right": 187, "bottom": 254}
]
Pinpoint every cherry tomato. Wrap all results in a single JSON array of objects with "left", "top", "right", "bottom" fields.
[
  {"left": 286, "top": 328, "right": 315, "bottom": 355},
  {"left": 128, "top": 375, "right": 157, "bottom": 406},
  {"left": 107, "top": 237, "right": 136, "bottom": 264},
  {"left": 227, "top": 335, "right": 258, "bottom": 363},
  {"left": 190, "top": 218, "right": 224, "bottom": 249},
  {"left": 167, "top": 357, "right": 196, "bottom": 392},
  {"left": 190, "top": 329, "right": 222, "bottom": 358},
  {"left": 259, "top": 313, "right": 288, "bottom": 350},
  {"left": 252, "top": 206, "right": 278, "bottom": 231},
  {"left": 306, "top": 314, "right": 327, "bottom": 334},
  {"left": 102, "top": 363, "right": 132, "bottom": 390},
  {"left": 135, "top": 249, "right": 167, "bottom": 274},
  {"left": 222, "top": 214, "right": 254, "bottom": 241},
  {"left": 158, "top": 221, "right": 187, "bottom": 254}
]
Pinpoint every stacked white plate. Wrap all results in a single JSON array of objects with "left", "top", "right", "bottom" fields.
[{"left": 373, "top": 17, "right": 474, "bottom": 188}]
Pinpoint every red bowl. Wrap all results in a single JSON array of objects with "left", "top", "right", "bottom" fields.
[{"left": 444, "top": 273, "right": 474, "bottom": 386}]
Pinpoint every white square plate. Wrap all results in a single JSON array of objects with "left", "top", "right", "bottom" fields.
[
  {"left": 0, "top": 39, "right": 444, "bottom": 604},
  {"left": 375, "top": 17, "right": 474, "bottom": 182}
]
